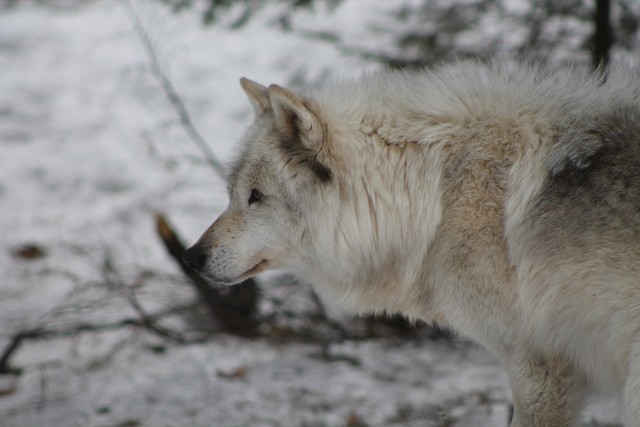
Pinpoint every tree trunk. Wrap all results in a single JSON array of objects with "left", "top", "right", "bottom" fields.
[{"left": 593, "top": 0, "right": 613, "bottom": 71}]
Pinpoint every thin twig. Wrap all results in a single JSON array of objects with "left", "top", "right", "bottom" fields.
[
  {"left": 94, "top": 248, "right": 190, "bottom": 343},
  {"left": 308, "top": 289, "right": 353, "bottom": 340},
  {"left": 0, "top": 301, "right": 200, "bottom": 373},
  {"left": 121, "top": 0, "right": 225, "bottom": 177}
]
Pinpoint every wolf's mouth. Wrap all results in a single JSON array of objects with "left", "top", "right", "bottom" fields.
[
  {"left": 243, "top": 259, "right": 269, "bottom": 277},
  {"left": 201, "top": 259, "right": 269, "bottom": 286}
]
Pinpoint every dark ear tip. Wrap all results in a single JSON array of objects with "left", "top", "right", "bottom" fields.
[
  {"left": 240, "top": 77, "right": 266, "bottom": 91},
  {"left": 239, "top": 77, "right": 254, "bottom": 90},
  {"left": 268, "top": 84, "right": 287, "bottom": 95}
]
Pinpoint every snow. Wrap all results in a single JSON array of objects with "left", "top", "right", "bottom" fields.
[{"left": 0, "top": 1, "right": 623, "bottom": 426}]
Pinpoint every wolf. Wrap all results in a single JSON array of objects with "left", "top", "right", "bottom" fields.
[{"left": 184, "top": 61, "right": 640, "bottom": 426}]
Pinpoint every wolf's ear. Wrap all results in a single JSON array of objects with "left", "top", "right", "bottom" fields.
[
  {"left": 267, "top": 84, "right": 323, "bottom": 149},
  {"left": 240, "top": 78, "right": 271, "bottom": 116}
]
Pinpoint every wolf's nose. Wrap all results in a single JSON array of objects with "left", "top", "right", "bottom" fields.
[{"left": 183, "top": 244, "right": 207, "bottom": 271}]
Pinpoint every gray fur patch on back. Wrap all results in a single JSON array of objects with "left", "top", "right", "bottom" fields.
[
  {"left": 546, "top": 104, "right": 640, "bottom": 180},
  {"left": 530, "top": 104, "right": 640, "bottom": 250},
  {"left": 546, "top": 126, "right": 604, "bottom": 178}
]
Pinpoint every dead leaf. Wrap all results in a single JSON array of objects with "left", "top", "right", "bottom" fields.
[
  {"left": 216, "top": 366, "right": 248, "bottom": 380},
  {"left": 12, "top": 244, "right": 47, "bottom": 260},
  {"left": 346, "top": 410, "right": 368, "bottom": 427},
  {"left": 0, "top": 373, "right": 19, "bottom": 398}
]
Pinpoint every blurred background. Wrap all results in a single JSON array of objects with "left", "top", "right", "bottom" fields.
[{"left": 1, "top": 0, "right": 638, "bottom": 426}]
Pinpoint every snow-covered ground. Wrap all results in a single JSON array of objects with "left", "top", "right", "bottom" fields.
[{"left": 0, "top": 1, "right": 623, "bottom": 426}]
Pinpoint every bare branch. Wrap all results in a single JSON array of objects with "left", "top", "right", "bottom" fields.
[
  {"left": 0, "top": 301, "right": 199, "bottom": 373},
  {"left": 121, "top": 0, "right": 226, "bottom": 178}
]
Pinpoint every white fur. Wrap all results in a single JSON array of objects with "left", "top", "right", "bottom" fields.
[{"left": 190, "top": 61, "right": 640, "bottom": 426}]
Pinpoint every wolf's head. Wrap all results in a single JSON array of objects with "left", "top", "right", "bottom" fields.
[{"left": 183, "top": 78, "right": 334, "bottom": 285}]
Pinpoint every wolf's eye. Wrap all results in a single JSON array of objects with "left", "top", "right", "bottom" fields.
[{"left": 248, "top": 188, "right": 263, "bottom": 205}]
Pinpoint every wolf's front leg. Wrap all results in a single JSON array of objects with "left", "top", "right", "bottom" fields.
[
  {"left": 506, "top": 349, "right": 585, "bottom": 427},
  {"left": 623, "top": 334, "right": 640, "bottom": 427}
]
